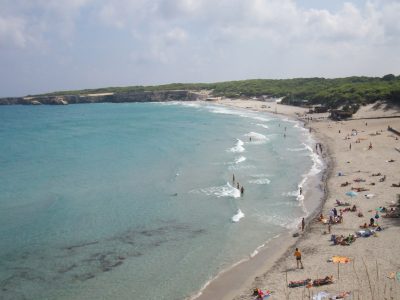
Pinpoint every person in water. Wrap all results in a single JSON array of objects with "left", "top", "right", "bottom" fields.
[{"left": 240, "top": 186, "right": 244, "bottom": 195}]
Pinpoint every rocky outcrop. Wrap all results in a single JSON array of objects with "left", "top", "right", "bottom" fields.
[{"left": 0, "top": 90, "right": 205, "bottom": 105}]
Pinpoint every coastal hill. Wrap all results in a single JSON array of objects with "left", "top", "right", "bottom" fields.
[{"left": 1, "top": 75, "right": 399, "bottom": 108}]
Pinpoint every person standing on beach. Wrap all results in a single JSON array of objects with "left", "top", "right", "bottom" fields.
[
  {"left": 294, "top": 248, "right": 303, "bottom": 269},
  {"left": 349, "top": 143, "right": 351, "bottom": 150},
  {"left": 301, "top": 218, "right": 305, "bottom": 232},
  {"left": 232, "top": 174, "right": 235, "bottom": 184}
]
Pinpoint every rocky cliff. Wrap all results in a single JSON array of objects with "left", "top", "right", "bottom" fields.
[{"left": 0, "top": 90, "right": 205, "bottom": 105}]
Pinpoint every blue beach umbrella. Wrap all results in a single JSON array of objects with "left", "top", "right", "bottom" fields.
[{"left": 345, "top": 191, "right": 358, "bottom": 197}]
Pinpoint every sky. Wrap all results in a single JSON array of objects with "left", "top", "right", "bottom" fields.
[{"left": 0, "top": 0, "right": 399, "bottom": 97}]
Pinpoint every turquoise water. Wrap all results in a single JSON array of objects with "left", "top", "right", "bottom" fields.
[{"left": 0, "top": 102, "right": 321, "bottom": 300}]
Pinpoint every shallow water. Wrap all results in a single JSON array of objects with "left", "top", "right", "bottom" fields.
[{"left": 0, "top": 102, "right": 322, "bottom": 300}]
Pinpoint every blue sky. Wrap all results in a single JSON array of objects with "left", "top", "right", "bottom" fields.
[{"left": 0, "top": 0, "right": 399, "bottom": 97}]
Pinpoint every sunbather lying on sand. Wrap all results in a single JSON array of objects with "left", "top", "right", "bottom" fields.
[
  {"left": 313, "top": 276, "right": 333, "bottom": 286},
  {"left": 352, "top": 187, "right": 369, "bottom": 192},
  {"left": 354, "top": 178, "right": 366, "bottom": 182},
  {"left": 253, "top": 288, "right": 272, "bottom": 299},
  {"left": 383, "top": 208, "right": 400, "bottom": 218},
  {"left": 340, "top": 181, "right": 350, "bottom": 187},
  {"left": 336, "top": 199, "right": 350, "bottom": 206},
  {"left": 391, "top": 182, "right": 400, "bottom": 187},
  {"left": 332, "top": 234, "right": 355, "bottom": 246},
  {"left": 379, "top": 175, "right": 386, "bottom": 182},
  {"left": 372, "top": 173, "right": 381, "bottom": 176},
  {"left": 288, "top": 279, "right": 311, "bottom": 288},
  {"left": 313, "top": 275, "right": 333, "bottom": 286}
]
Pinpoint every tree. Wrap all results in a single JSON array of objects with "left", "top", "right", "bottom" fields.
[{"left": 382, "top": 74, "right": 396, "bottom": 81}]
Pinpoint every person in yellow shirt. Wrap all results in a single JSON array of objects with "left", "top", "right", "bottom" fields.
[{"left": 294, "top": 248, "right": 304, "bottom": 269}]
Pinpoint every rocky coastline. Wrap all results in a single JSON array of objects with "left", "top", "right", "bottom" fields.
[{"left": 0, "top": 90, "right": 204, "bottom": 105}]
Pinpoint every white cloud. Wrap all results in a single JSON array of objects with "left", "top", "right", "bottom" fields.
[
  {"left": 0, "top": 0, "right": 93, "bottom": 48},
  {"left": 1, "top": 0, "right": 400, "bottom": 96},
  {"left": 98, "top": 3, "right": 125, "bottom": 29},
  {"left": 165, "top": 27, "right": 187, "bottom": 43},
  {"left": 0, "top": 16, "right": 29, "bottom": 48}
]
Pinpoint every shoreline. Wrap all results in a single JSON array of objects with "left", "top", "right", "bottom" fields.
[
  {"left": 190, "top": 100, "right": 329, "bottom": 300},
  {"left": 195, "top": 99, "right": 400, "bottom": 300}
]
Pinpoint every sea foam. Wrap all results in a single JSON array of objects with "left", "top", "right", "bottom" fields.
[
  {"left": 195, "top": 182, "right": 241, "bottom": 198},
  {"left": 234, "top": 156, "right": 246, "bottom": 164},
  {"left": 256, "top": 123, "right": 269, "bottom": 129},
  {"left": 248, "top": 174, "right": 271, "bottom": 185},
  {"left": 231, "top": 209, "right": 244, "bottom": 223},
  {"left": 244, "top": 132, "right": 269, "bottom": 144},
  {"left": 229, "top": 139, "right": 245, "bottom": 153}
]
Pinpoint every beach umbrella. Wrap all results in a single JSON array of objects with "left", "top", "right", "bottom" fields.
[{"left": 345, "top": 191, "right": 358, "bottom": 197}]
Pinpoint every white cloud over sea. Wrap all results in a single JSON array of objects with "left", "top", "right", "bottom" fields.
[{"left": 0, "top": 0, "right": 399, "bottom": 96}]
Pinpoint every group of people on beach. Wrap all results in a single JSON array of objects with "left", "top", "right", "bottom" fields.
[
  {"left": 315, "top": 142, "right": 323, "bottom": 154},
  {"left": 232, "top": 174, "right": 244, "bottom": 196}
]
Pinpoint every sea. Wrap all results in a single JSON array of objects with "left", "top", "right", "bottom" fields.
[{"left": 0, "top": 101, "right": 323, "bottom": 300}]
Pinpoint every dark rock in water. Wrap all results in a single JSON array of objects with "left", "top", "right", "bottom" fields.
[
  {"left": 129, "top": 251, "right": 143, "bottom": 257},
  {"left": 74, "top": 273, "right": 95, "bottom": 281},
  {"left": 292, "top": 232, "right": 300, "bottom": 237},
  {"left": 64, "top": 241, "right": 99, "bottom": 251},
  {"left": 58, "top": 264, "right": 77, "bottom": 274}
]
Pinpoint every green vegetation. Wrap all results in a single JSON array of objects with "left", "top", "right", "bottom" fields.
[{"left": 36, "top": 75, "right": 400, "bottom": 109}]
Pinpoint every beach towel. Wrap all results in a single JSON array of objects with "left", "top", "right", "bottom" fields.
[
  {"left": 313, "top": 291, "right": 329, "bottom": 300},
  {"left": 313, "top": 291, "right": 351, "bottom": 300},
  {"left": 388, "top": 272, "right": 396, "bottom": 279},
  {"left": 346, "top": 191, "right": 358, "bottom": 197},
  {"left": 331, "top": 256, "right": 351, "bottom": 263},
  {"left": 356, "top": 229, "right": 373, "bottom": 237}
]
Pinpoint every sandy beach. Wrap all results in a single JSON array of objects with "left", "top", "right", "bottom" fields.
[{"left": 195, "top": 99, "right": 400, "bottom": 300}]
